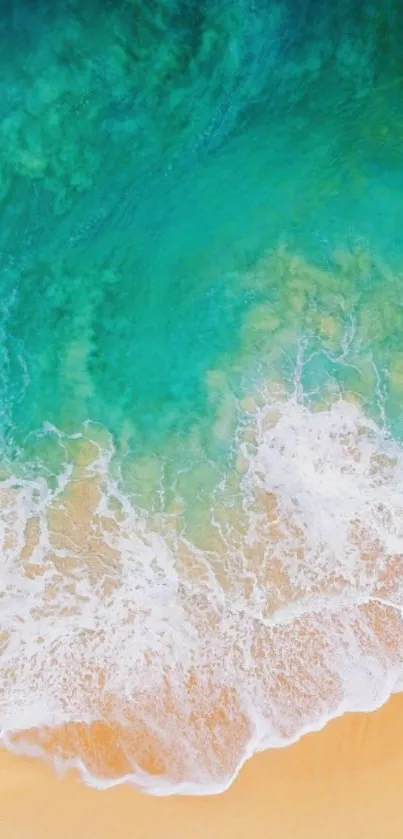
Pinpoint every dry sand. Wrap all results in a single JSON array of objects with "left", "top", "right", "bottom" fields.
[{"left": 2, "top": 694, "right": 403, "bottom": 839}]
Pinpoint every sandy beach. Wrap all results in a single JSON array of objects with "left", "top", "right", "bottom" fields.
[{"left": 2, "top": 694, "right": 403, "bottom": 839}]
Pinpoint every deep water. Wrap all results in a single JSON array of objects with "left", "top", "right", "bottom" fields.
[{"left": 1, "top": 0, "right": 403, "bottom": 464}]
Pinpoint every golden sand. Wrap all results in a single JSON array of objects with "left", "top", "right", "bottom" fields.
[{"left": 2, "top": 695, "right": 403, "bottom": 839}]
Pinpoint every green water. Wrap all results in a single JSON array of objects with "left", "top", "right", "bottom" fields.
[{"left": 2, "top": 0, "right": 403, "bottom": 467}]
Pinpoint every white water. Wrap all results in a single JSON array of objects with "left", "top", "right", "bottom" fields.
[{"left": 1, "top": 391, "right": 403, "bottom": 794}]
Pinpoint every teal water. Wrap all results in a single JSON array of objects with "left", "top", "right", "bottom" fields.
[
  {"left": 2, "top": 0, "right": 403, "bottom": 793},
  {"left": 1, "top": 0, "right": 403, "bottom": 460}
]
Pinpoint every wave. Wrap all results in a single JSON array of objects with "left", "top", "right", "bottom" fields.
[{"left": 1, "top": 386, "right": 403, "bottom": 794}]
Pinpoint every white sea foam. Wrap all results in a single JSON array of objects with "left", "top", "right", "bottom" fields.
[{"left": 0, "top": 391, "right": 403, "bottom": 794}]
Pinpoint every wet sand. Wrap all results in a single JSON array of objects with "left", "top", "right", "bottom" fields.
[{"left": 2, "top": 694, "right": 403, "bottom": 839}]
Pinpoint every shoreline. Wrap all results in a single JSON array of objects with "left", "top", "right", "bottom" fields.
[{"left": 2, "top": 694, "right": 403, "bottom": 838}]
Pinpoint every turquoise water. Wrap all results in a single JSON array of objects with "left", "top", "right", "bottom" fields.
[
  {"left": 2, "top": 0, "right": 403, "bottom": 458},
  {"left": 2, "top": 0, "right": 403, "bottom": 793}
]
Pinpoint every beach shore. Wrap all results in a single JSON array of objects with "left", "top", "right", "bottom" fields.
[{"left": 2, "top": 694, "right": 403, "bottom": 839}]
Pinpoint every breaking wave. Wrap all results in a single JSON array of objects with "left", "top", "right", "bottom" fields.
[{"left": 1, "top": 387, "right": 403, "bottom": 794}]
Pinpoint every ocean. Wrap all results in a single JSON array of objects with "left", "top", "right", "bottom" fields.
[{"left": 1, "top": 0, "right": 403, "bottom": 795}]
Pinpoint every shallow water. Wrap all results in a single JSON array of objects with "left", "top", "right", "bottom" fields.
[{"left": 1, "top": 0, "right": 403, "bottom": 794}]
